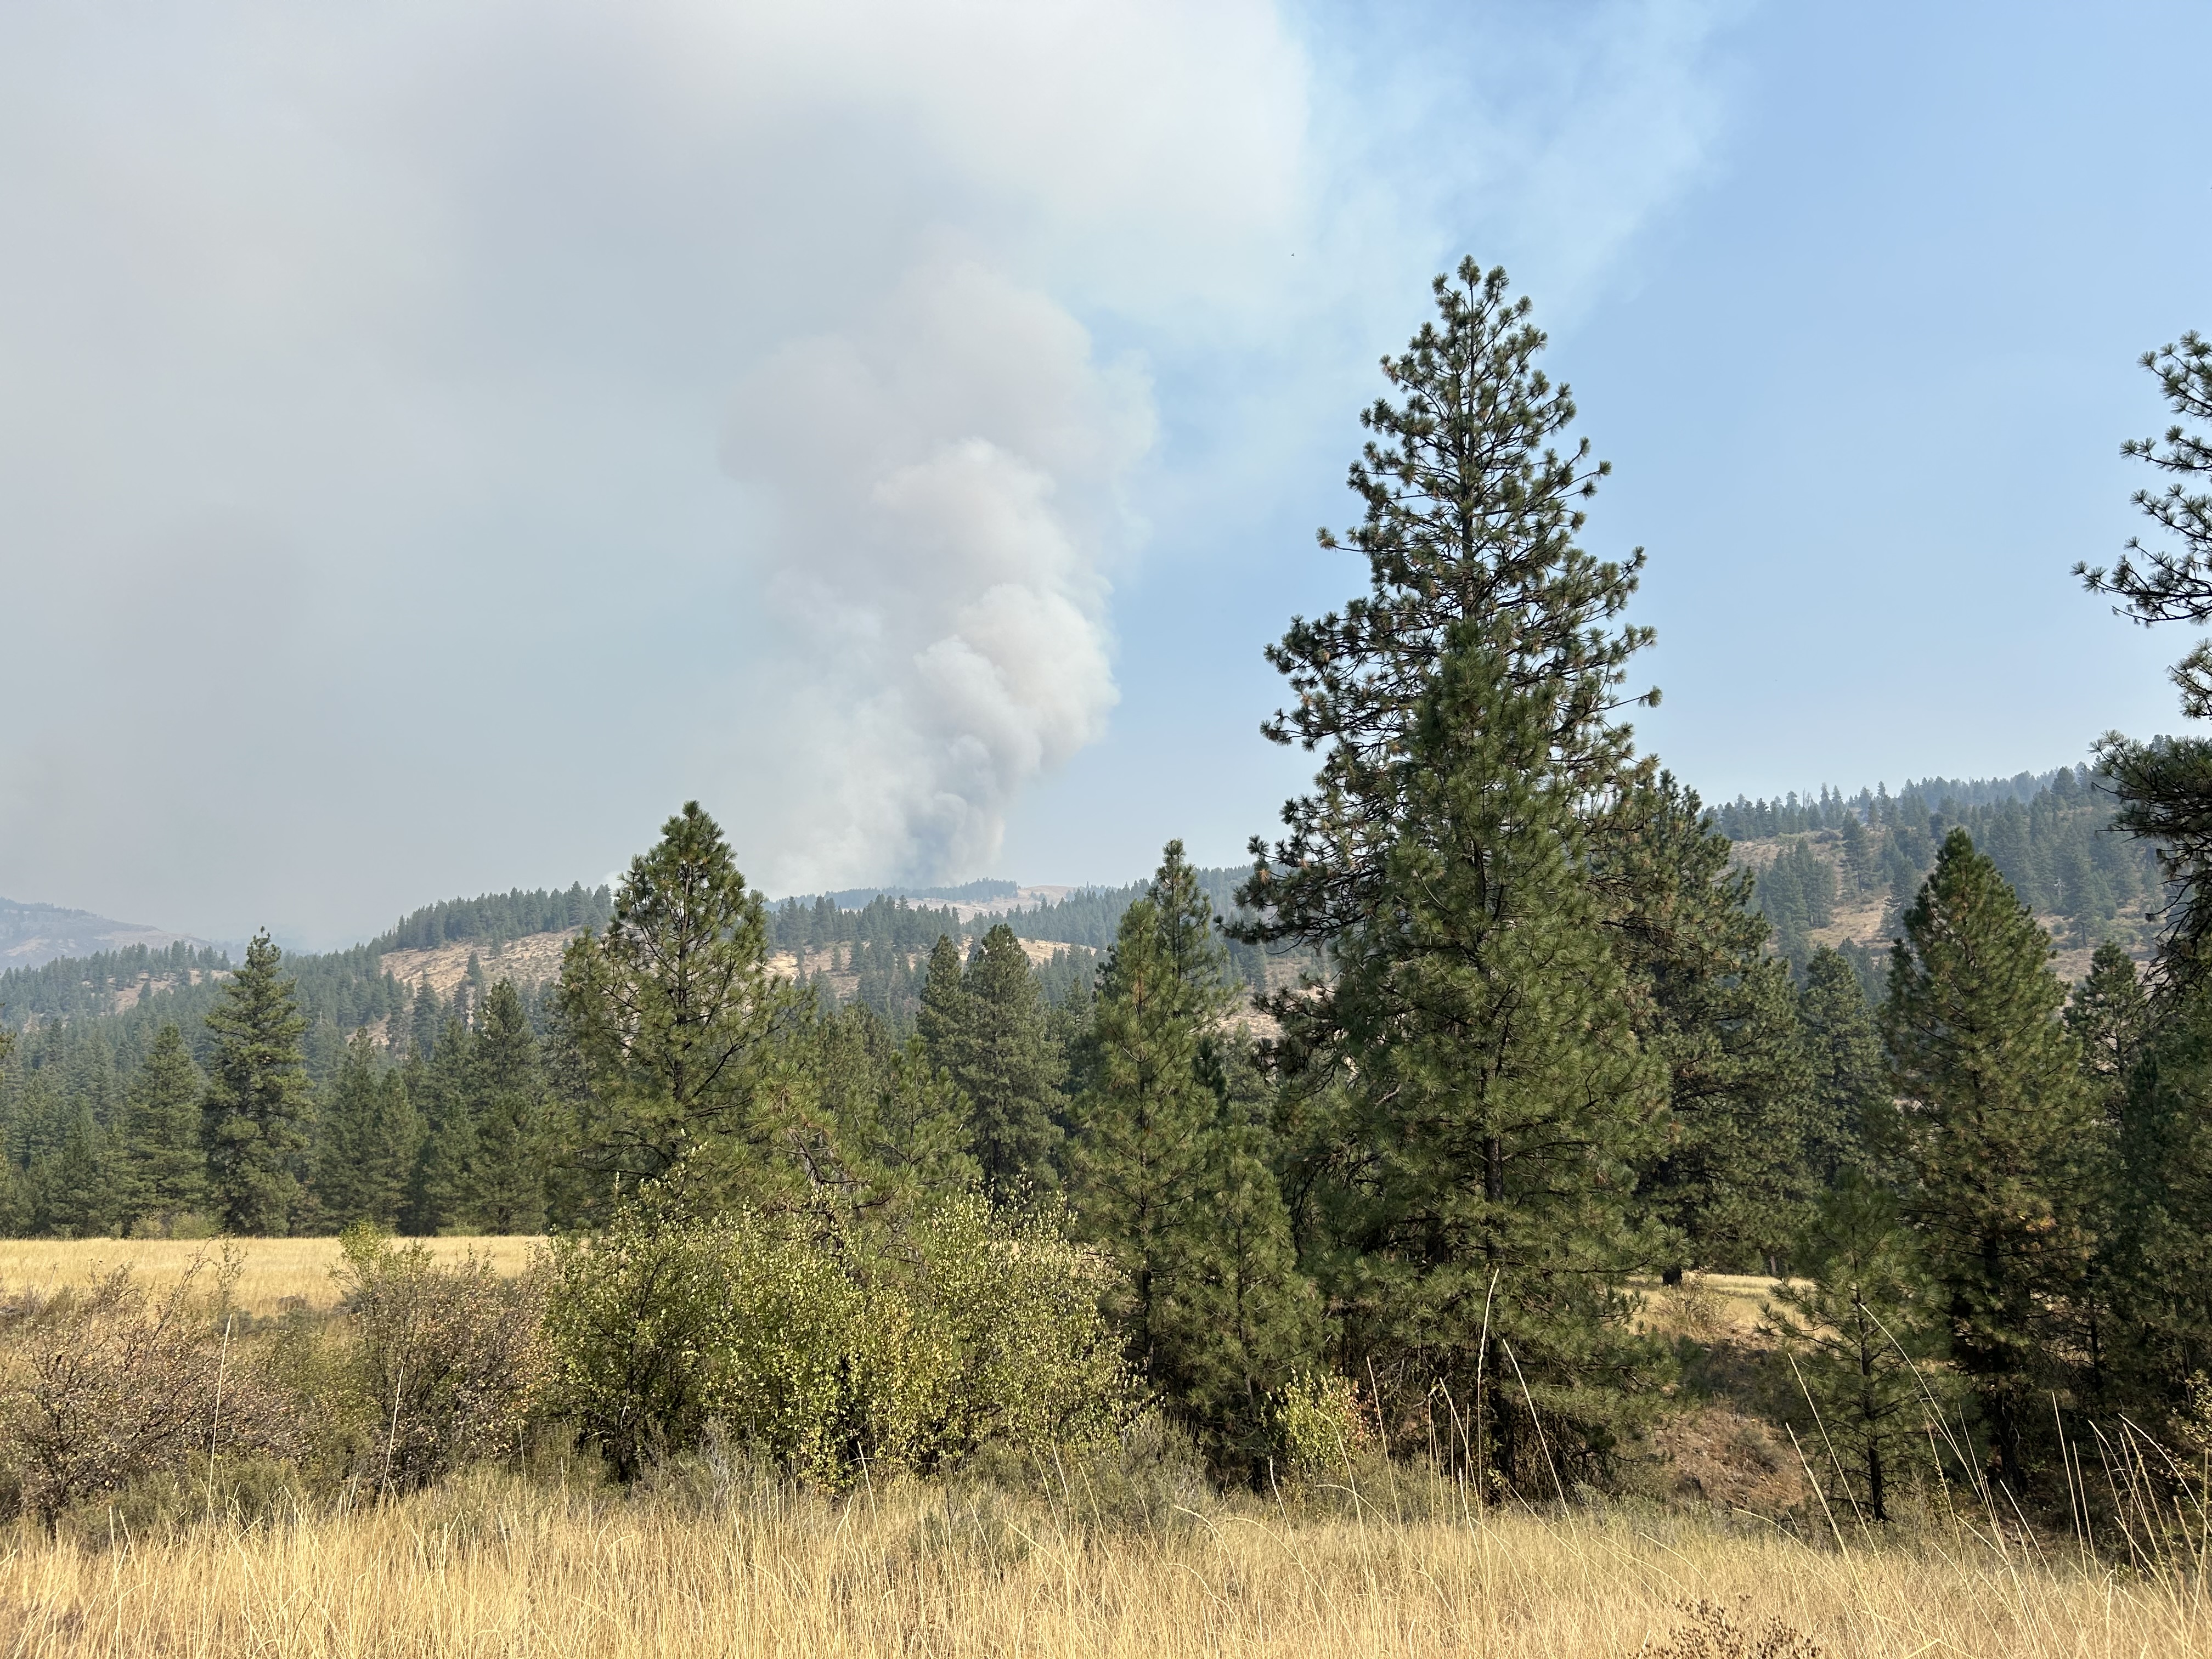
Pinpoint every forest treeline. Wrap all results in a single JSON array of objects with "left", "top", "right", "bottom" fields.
[{"left": 3, "top": 269, "right": 2209, "bottom": 1523}]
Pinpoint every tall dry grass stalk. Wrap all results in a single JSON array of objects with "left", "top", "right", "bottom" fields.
[{"left": 0, "top": 1470, "right": 2202, "bottom": 1658}]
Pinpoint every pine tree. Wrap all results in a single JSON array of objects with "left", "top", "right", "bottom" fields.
[
  {"left": 1765, "top": 1176, "right": 1955, "bottom": 1522},
  {"left": 470, "top": 980, "right": 546, "bottom": 1234},
  {"left": 2078, "top": 332, "right": 2212, "bottom": 979},
  {"left": 201, "top": 930, "right": 315, "bottom": 1235},
  {"left": 1600, "top": 777, "right": 1813, "bottom": 1278},
  {"left": 317, "top": 1030, "right": 418, "bottom": 1229},
  {"left": 407, "top": 1015, "right": 477, "bottom": 1234},
  {"left": 119, "top": 1023, "right": 206, "bottom": 1230},
  {"left": 1328, "top": 624, "right": 1668, "bottom": 1491},
  {"left": 556, "top": 802, "right": 809, "bottom": 1206},
  {"left": 947, "top": 925, "right": 1064, "bottom": 1199},
  {"left": 916, "top": 935, "right": 968, "bottom": 1072},
  {"left": 1883, "top": 830, "right": 2100, "bottom": 1487},
  {"left": 38, "top": 1104, "right": 120, "bottom": 1237},
  {"left": 1233, "top": 261, "right": 1681, "bottom": 1489},
  {"left": 2104, "top": 984, "right": 2212, "bottom": 1429},
  {"left": 1070, "top": 842, "right": 1314, "bottom": 1470},
  {"left": 1797, "top": 946, "right": 1896, "bottom": 1183}
]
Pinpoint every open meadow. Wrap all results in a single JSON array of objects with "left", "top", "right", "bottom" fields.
[{"left": 0, "top": 1235, "right": 544, "bottom": 1319}]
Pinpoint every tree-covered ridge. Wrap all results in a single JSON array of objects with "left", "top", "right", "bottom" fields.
[
  {"left": 1722, "top": 764, "right": 2167, "bottom": 972},
  {"left": 370, "top": 884, "right": 611, "bottom": 953}
]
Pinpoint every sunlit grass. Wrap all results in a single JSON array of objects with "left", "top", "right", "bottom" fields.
[
  {"left": 0, "top": 1468, "right": 2200, "bottom": 1658},
  {"left": 0, "top": 1235, "right": 541, "bottom": 1317}
]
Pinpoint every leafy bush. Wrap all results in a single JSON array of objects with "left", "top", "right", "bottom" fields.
[
  {"left": 545, "top": 1194, "right": 1128, "bottom": 1485},
  {"left": 0, "top": 1257, "right": 301, "bottom": 1522},
  {"left": 334, "top": 1225, "right": 552, "bottom": 1491},
  {"left": 1274, "top": 1370, "right": 1374, "bottom": 1486}
]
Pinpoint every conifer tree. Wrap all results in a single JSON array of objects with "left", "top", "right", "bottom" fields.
[
  {"left": 1240, "top": 259, "right": 1652, "bottom": 961},
  {"left": 1071, "top": 842, "right": 1314, "bottom": 1470},
  {"left": 916, "top": 935, "right": 968, "bottom": 1072},
  {"left": 556, "top": 802, "right": 808, "bottom": 1206},
  {"left": 201, "top": 930, "right": 314, "bottom": 1235},
  {"left": 39, "top": 1104, "right": 120, "bottom": 1237},
  {"left": 1765, "top": 1176, "right": 1954, "bottom": 1522},
  {"left": 119, "top": 1023, "right": 206, "bottom": 1229},
  {"left": 1797, "top": 946, "right": 1896, "bottom": 1183},
  {"left": 407, "top": 1014, "right": 477, "bottom": 1234},
  {"left": 1328, "top": 624, "right": 1668, "bottom": 1491},
  {"left": 470, "top": 980, "right": 546, "bottom": 1233},
  {"left": 317, "top": 1030, "right": 417, "bottom": 1229},
  {"left": 2103, "top": 985, "right": 2212, "bottom": 1427},
  {"left": 1600, "top": 777, "right": 1813, "bottom": 1277},
  {"left": 1883, "top": 830, "right": 2099, "bottom": 1487},
  {"left": 945, "top": 925, "right": 1063, "bottom": 1199}
]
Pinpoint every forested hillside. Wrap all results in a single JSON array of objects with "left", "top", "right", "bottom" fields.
[{"left": 1718, "top": 764, "right": 2163, "bottom": 989}]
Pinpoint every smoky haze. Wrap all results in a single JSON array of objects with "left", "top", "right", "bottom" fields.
[{"left": 0, "top": 1, "right": 1769, "bottom": 949}]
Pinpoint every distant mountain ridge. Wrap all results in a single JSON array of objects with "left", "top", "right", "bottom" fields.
[{"left": 0, "top": 898, "right": 218, "bottom": 973}]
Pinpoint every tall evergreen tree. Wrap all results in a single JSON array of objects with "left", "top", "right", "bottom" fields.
[
  {"left": 1600, "top": 777, "right": 1813, "bottom": 1278},
  {"left": 119, "top": 1023, "right": 206, "bottom": 1229},
  {"left": 944, "top": 925, "right": 1063, "bottom": 1199},
  {"left": 1327, "top": 624, "right": 1668, "bottom": 1491},
  {"left": 406, "top": 1014, "right": 477, "bottom": 1234},
  {"left": 201, "top": 930, "right": 314, "bottom": 1235},
  {"left": 2106, "top": 985, "right": 2212, "bottom": 1431},
  {"left": 1883, "top": 830, "right": 2098, "bottom": 1488},
  {"left": 471, "top": 980, "right": 546, "bottom": 1233},
  {"left": 2078, "top": 331, "right": 2212, "bottom": 978},
  {"left": 317, "top": 1029, "right": 417, "bottom": 1229},
  {"left": 556, "top": 802, "right": 809, "bottom": 1209},
  {"left": 1797, "top": 945, "right": 1895, "bottom": 1183}
]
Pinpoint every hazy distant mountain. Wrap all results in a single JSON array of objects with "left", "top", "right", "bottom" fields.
[{"left": 0, "top": 898, "right": 212, "bottom": 972}]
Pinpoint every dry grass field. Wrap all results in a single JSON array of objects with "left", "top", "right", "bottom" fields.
[
  {"left": 1, "top": 1469, "right": 2204, "bottom": 1658},
  {"left": 0, "top": 1235, "right": 543, "bottom": 1317}
]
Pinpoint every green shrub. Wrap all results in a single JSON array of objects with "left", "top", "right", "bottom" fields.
[
  {"left": 544, "top": 1194, "right": 1128, "bottom": 1486},
  {"left": 1275, "top": 1370, "right": 1374, "bottom": 1486},
  {"left": 335, "top": 1225, "right": 552, "bottom": 1491}
]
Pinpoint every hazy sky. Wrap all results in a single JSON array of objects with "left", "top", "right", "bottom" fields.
[{"left": 2, "top": 1, "right": 2207, "bottom": 947}]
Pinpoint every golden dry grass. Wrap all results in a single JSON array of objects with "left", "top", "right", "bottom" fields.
[
  {"left": 0, "top": 1236, "right": 543, "bottom": 1317},
  {"left": 0, "top": 1471, "right": 2203, "bottom": 1658}
]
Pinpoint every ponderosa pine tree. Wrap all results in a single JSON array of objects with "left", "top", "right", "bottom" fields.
[
  {"left": 1797, "top": 946, "right": 1896, "bottom": 1184},
  {"left": 119, "top": 1023, "right": 205, "bottom": 1230},
  {"left": 1326, "top": 623, "right": 1668, "bottom": 1492},
  {"left": 1764, "top": 1175, "right": 1954, "bottom": 1522},
  {"left": 1071, "top": 843, "right": 1314, "bottom": 1464},
  {"left": 471, "top": 980, "right": 546, "bottom": 1234},
  {"left": 201, "top": 930, "right": 314, "bottom": 1235},
  {"left": 1883, "top": 830, "right": 2100, "bottom": 1488},
  {"left": 2066, "top": 942, "right": 2148, "bottom": 1397},
  {"left": 557, "top": 802, "right": 806, "bottom": 1207},
  {"left": 1240, "top": 259, "right": 1652, "bottom": 961}
]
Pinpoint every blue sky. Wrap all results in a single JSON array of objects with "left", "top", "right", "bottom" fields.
[{"left": 1, "top": 1, "right": 2205, "bottom": 945}]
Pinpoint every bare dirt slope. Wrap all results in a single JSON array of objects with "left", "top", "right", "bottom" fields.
[{"left": 377, "top": 929, "right": 579, "bottom": 996}]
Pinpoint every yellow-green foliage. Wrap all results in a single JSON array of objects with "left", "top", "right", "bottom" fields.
[
  {"left": 1276, "top": 1370, "right": 1373, "bottom": 1484},
  {"left": 545, "top": 1194, "right": 1129, "bottom": 1485}
]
